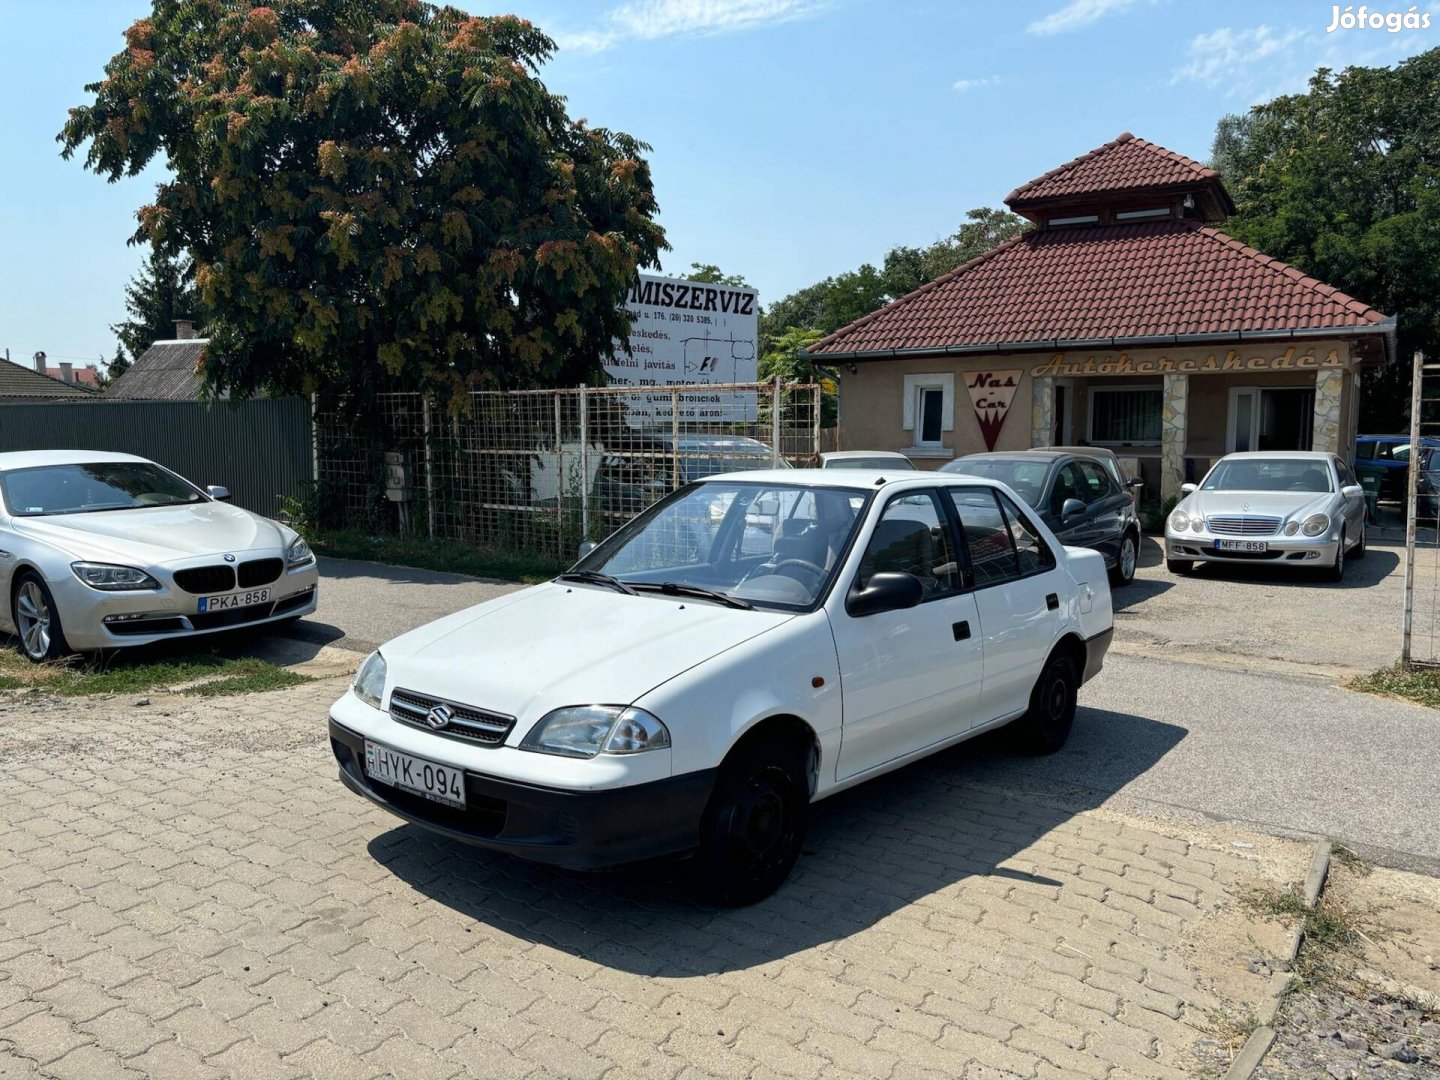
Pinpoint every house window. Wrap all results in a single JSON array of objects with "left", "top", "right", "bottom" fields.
[
  {"left": 1114, "top": 207, "right": 1172, "bottom": 221},
  {"left": 918, "top": 387, "right": 944, "bottom": 446},
  {"left": 1047, "top": 214, "right": 1100, "bottom": 227},
  {"left": 1090, "top": 387, "right": 1162, "bottom": 445}
]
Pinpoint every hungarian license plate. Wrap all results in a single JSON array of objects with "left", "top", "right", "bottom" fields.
[
  {"left": 1215, "top": 539, "right": 1267, "bottom": 553},
  {"left": 364, "top": 740, "right": 466, "bottom": 808},
  {"left": 197, "top": 588, "right": 270, "bottom": 613}
]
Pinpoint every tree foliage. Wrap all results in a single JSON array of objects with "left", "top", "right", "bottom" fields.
[
  {"left": 110, "top": 241, "right": 204, "bottom": 379},
  {"left": 759, "top": 207, "right": 1025, "bottom": 349},
  {"left": 60, "top": 1, "right": 667, "bottom": 408},
  {"left": 1212, "top": 48, "right": 1440, "bottom": 429},
  {"left": 758, "top": 326, "right": 836, "bottom": 427},
  {"left": 686, "top": 262, "right": 750, "bottom": 287}
]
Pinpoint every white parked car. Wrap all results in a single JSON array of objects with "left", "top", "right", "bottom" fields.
[
  {"left": 819, "top": 450, "right": 918, "bottom": 470},
  {"left": 329, "top": 470, "right": 1113, "bottom": 904},
  {"left": 1165, "top": 451, "right": 1367, "bottom": 581},
  {"left": 0, "top": 450, "right": 319, "bottom": 661}
]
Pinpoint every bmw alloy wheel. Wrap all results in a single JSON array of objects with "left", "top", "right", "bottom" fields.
[{"left": 15, "top": 580, "right": 52, "bottom": 661}]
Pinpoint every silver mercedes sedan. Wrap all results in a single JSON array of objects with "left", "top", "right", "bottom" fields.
[
  {"left": 0, "top": 450, "right": 319, "bottom": 661},
  {"left": 1164, "top": 451, "right": 1367, "bottom": 581}
]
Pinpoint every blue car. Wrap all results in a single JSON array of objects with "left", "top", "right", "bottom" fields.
[{"left": 1354, "top": 435, "right": 1440, "bottom": 515}]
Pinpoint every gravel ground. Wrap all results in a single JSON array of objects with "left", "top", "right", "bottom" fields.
[{"left": 1257, "top": 987, "right": 1439, "bottom": 1079}]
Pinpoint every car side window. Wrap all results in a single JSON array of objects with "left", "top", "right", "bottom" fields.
[
  {"left": 1077, "top": 461, "right": 1114, "bottom": 503},
  {"left": 1337, "top": 460, "right": 1357, "bottom": 488},
  {"left": 1050, "top": 463, "right": 1087, "bottom": 515},
  {"left": 1355, "top": 442, "right": 1376, "bottom": 461},
  {"left": 855, "top": 491, "right": 960, "bottom": 600},
  {"left": 949, "top": 488, "right": 1020, "bottom": 587},
  {"left": 997, "top": 491, "right": 1056, "bottom": 576}
]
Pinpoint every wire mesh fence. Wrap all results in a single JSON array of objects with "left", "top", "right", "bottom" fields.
[
  {"left": 1401, "top": 351, "right": 1440, "bottom": 666},
  {"left": 314, "top": 380, "right": 823, "bottom": 560}
]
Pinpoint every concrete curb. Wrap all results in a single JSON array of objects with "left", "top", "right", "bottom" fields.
[{"left": 1223, "top": 839, "right": 1332, "bottom": 1080}]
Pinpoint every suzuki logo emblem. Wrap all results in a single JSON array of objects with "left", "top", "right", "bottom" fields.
[{"left": 424, "top": 704, "right": 453, "bottom": 730}]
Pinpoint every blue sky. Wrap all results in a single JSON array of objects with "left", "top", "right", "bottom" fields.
[{"left": 1, "top": 0, "right": 1436, "bottom": 368}]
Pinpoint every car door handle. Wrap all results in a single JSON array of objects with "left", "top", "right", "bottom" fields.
[
  {"left": 1046, "top": 593, "right": 1059, "bottom": 611},
  {"left": 952, "top": 620, "right": 970, "bottom": 641}
]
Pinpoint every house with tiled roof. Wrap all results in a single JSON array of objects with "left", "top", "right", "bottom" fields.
[
  {"left": 0, "top": 357, "right": 98, "bottom": 400},
  {"left": 106, "top": 320, "right": 216, "bottom": 401},
  {"left": 808, "top": 132, "right": 1395, "bottom": 501}
]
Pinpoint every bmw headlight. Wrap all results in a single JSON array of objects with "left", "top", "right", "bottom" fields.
[
  {"left": 1302, "top": 513, "right": 1330, "bottom": 537},
  {"left": 71, "top": 562, "right": 160, "bottom": 591},
  {"left": 287, "top": 536, "right": 315, "bottom": 568},
  {"left": 1169, "top": 510, "right": 1190, "bottom": 532},
  {"left": 353, "top": 651, "right": 387, "bottom": 709},
  {"left": 520, "top": 705, "right": 671, "bottom": 759}
]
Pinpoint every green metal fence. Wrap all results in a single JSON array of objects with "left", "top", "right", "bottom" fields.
[{"left": 0, "top": 397, "right": 312, "bottom": 517}]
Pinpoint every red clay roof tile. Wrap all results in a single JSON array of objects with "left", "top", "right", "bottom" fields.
[
  {"left": 1006, "top": 132, "right": 1220, "bottom": 206},
  {"left": 806, "top": 220, "right": 1389, "bottom": 358}
]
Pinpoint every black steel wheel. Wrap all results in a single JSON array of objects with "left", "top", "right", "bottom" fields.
[{"left": 1012, "top": 651, "right": 1078, "bottom": 755}]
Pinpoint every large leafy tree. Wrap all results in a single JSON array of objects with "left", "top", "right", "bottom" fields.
[
  {"left": 881, "top": 207, "right": 1027, "bottom": 297},
  {"left": 60, "top": 1, "right": 666, "bottom": 407},
  {"left": 686, "top": 262, "right": 750, "bottom": 287},
  {"left": 109, "top": 241, "right": 204, "bottom": 380},
  {"left": 1212, "top": 48, "right": 1440, "bottom": 429}
]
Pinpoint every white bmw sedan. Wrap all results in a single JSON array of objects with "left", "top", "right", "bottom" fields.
[
  {"left": 329, "top": 470, "right": 1114, "bottom": 904},
  {"left": 0, "top": 450, "right": 319, "bottom": 661}
]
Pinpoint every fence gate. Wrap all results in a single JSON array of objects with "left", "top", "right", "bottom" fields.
[
  {"left": 1401, "top": 351, "right": 1440, "bottom": 666},
  {"left": 316, "top": 380, "right": 825, "bottom": 559}
]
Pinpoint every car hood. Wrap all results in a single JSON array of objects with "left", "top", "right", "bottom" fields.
[
  {"left": 1179, "top": 490, "right": 1333, "bottom": 522},
  {"left": 10, "top": 502, "right": 290, "bottom": 565},
  {"left": 378, "top": 581, "right": 796, "bottom": 727}
]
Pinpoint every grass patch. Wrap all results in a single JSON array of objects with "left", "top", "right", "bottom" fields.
[
  {"left": 0, "top": 649, "right": 308, "bottom": 698},
  {"left": 1242, "top": 882, "right": 1374, "bottom": 986},
  {"left": 1349, "top": 663, "right": 1440, "bottom": 709},
  {"left": 314, "top": 529, "right": 567, "bottom": 584}
]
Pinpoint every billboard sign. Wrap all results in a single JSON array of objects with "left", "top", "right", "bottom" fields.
[{"left": 606, "top": 273, "right": 760, "bottom": 426}]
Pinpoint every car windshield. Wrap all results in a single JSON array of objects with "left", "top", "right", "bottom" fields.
[
  {"left": 1202, "top": 458, "right": 1333, "bottom": 493},
  {"left": 572, "top": 480, "right": 871, "bottom": 610},
  {"left": 0, "top": 462, "right": 206, "bottom": 516},
  {"left": 942, "top": 459, "right": 1049, "bottom": 505}
]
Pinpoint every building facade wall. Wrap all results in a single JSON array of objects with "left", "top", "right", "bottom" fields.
[{"left": 837, "top": 339, "right": 1361, "bottom": 495}]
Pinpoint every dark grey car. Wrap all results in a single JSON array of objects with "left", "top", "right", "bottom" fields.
[{"left": 940, "top": 450, "right": 1143, "bottom": 586}]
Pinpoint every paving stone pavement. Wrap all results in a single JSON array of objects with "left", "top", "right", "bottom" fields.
[{"left": 0, "top": 680, "right": 1306, "bottom": 1079}]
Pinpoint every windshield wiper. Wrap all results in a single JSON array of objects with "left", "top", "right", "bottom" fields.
[
  {"left": 631, "top": 582, "right": 754, "bottom": 610},
  {"left": 556, "top": 570, "right": 637, "bottom": 595}
]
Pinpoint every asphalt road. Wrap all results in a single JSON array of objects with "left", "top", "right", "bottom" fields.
[{"left": 294, "top": 542, "right": 1440, "bottom": 874}]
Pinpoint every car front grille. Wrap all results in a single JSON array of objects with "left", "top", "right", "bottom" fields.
[
  {"left": 238, "top": 558, "right": 284, "bottom": 588},
  {"left": 1206, "top": 515, "right": 1282, "bottom": 536},
  {"left": 389, "top": 688, "right": 515, "bottom": 747},
  {"left": 173, "top": 565, "right": 237, "bottom": 594}
]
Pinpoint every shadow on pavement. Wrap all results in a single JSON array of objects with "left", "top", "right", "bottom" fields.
[
  {"left": 1181, "top": 547, "right": 1398, "bottom": 589},
  {"left": 366, "top": 706, "right": 1186, "bottom": 976}
]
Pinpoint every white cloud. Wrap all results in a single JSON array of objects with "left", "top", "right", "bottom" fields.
[
  {"left": 1026, "top": 0, "right": 1144, "bottom": 36},
  {"left": 1172, "top": 25, "right": 1307, "bottom": 87},
  {"left": 952, "top": 75, "right": 1000, "bottom": 92},
  {"left": 554, "top": 0, "right": 825, "bottom": 54}
]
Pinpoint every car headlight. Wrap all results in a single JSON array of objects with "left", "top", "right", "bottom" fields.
[
  {"left": 71, "top": 562, "right": 160, "bottom": 591},
  {"left": 1284, "top": 521, "right": 1300, "bottom": 536},
  {"left": 1302, "top": 513, "right": 1330, "bottom": 537},
  {"left": 1169, "top": 511, "right": 1189, "bottom": 532},
  {"left": 1192, "top": 515, "right": 1206, "bottom": 532},
  {"left": 520, "top": 705, "right": 671, "bottom": 759},
  {"left": 353, "top": 651, "right": 387, "bottom": 709},
  {"left": 287, "top": 537, "right": 315, "bottom": 568}
]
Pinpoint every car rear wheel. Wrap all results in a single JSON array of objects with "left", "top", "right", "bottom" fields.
[
  {"left": 12, "top": 573, "right": 69, "bottom": 663},
  {"left": 1011, "top": 651, "right": 1078, "bottom": 755},
  {"left": 1166, "top": 558, "right": 1193, "bottom": 575},
  {"left": 692, "top": 738, "right": 808, "bottom": 906},
  {"left": 1109, "top": 531, "right": 1138, "bottom": 586}
]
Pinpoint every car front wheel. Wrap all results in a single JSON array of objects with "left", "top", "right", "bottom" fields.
[
  {"left": 12, "top": 573, "right": 69, "bottom": 663},
  {"left": 1012, "top": 651, "right": 1078, "bottom": 755},
  {"left": 692, "top": 738, "right": 809, "bottom": 906},
  {"left": 1109, "top": 531, "right": 1138, "bottom": 586},
  {"left": 1326, "top": 530, "right": 1346, "bottom": 583},
  {"left": 1352, "top": 522, "right": 1366, "bottom": 560}
]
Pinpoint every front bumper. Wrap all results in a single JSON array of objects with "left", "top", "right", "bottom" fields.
[
  {"left": 56, "top": 562, "right": 320, "bottom": 650},
  {"left": 329, "top": 718, "right": 717, "bottom": 870},
  {"left": 1164, "top": 532, "right": 1339, "bottom": 567}
]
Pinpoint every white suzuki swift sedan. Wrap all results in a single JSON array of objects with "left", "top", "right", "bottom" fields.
[{"left": 329, "top": 470, "right": 1114, "bottom": 904}]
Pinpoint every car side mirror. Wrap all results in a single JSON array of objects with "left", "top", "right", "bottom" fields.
[
  {"left": 755, "top": 496, "right": 779, "bottom": 516},
  {"left": 1061, "top": 497, "right": 1086, "bottom": 522},
  {"left": 846, "top": 572, "right": 924, "bottom": 618},
  {"left": 1180, "top": 483, "right": 1198, "bottom": 496},
  {"left": 577, "top": 539, "right": 596, "bottom": 559},
  {"left": 207, "top": 485, "right": 232, "bottom": 502},
  {"left": 1341, "top": 484, "right": 1363, "bottom": 499},
  {"left": 1127, "top": 478, "right": 1145, "bottom": 490}
]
